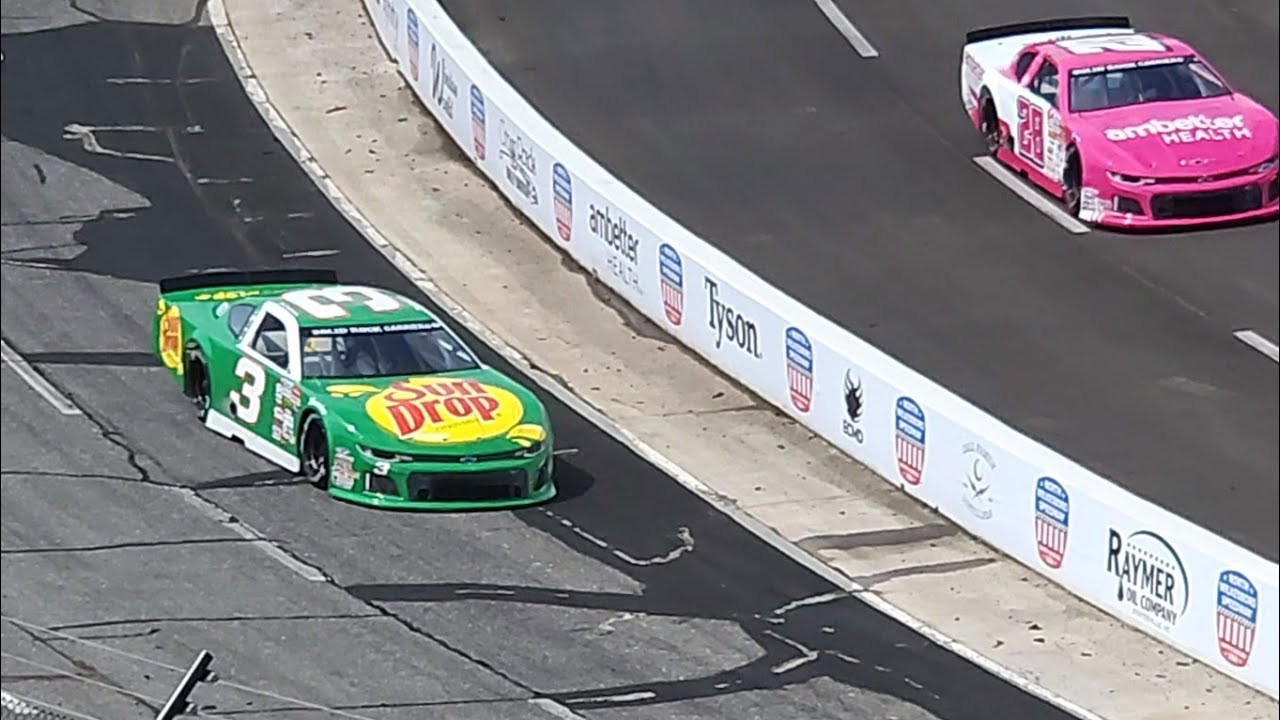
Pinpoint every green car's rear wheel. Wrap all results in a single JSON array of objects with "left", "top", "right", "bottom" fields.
[
  {"left": 300, "top": 414, "right": 330, "bottom": 489},
  {"left": 185, "top": 349, "right": 211, "bottom": 421}
]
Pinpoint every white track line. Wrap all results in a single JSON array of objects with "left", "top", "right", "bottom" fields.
[
  {"left": 0, "top": 339, "right": 83, "bottom": 415},
  {"left": 181, "top": 489, "right": 328, "bottom": 582},
  {"left": 972, "top": 156, "right": 1090, "bottom": 234},
  {"left": 1233, "top": 329, "right": 1279, "bottom": 363},
  {"left": 207, "top": 4, "right": 1103, "bottom": 718},
  {"left": 811, "top": 0, "right": 879, "bottom": 58}
]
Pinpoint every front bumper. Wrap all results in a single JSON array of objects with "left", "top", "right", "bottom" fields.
[
  {"left": 1086, "top": 170, "right": 1279, "bottom": 229},
  {"left": 327, "top": 443, "right": 556, "bottom": 511}
]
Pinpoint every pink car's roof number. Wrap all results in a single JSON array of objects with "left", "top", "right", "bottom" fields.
[
  {"left": 1104, "top": 114, "right": 1251, "bottom": 145},
  {"left": 1056, "top": 33, "right": 1168, "bottom": 55}
]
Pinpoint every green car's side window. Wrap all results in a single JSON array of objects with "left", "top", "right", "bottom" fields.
[
  {"left": 227, "top": 303, "right": 257, "bottom": 338},
  {"left": 251, "top": 314, "right": 290, "bottom": 369}
]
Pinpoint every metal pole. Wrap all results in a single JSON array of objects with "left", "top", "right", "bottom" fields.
[{"left": 155, "top": 650, "right": 214, "bottom": 720}]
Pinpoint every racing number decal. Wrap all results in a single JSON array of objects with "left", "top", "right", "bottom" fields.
[
  {"left": 280, "top": 286, "right": 402, "bottom": 320},
  {"left": 1017, "top": 97, "right": 1045, "bottom": 167},
  {"left": 229, "top": 357, "right": 267, "bottom": 424},
  {"left": 1056, "top": 35, "right": 1167, "bottom": 55}
]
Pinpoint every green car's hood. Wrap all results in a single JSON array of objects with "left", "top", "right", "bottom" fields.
[{"left": 309, "top": 368, "right": 549, "bottom": 454}]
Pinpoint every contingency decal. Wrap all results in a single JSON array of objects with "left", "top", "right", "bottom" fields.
[
  {"left": 157, "top": 302, "right": 183, "bottom": 375},
  {"left": 271, "top": 378, "right": 303, "bottom": 445},
  {"left": 332, "top": 447, "right": 357, "bottom": 490},
  {"left": 366, "top": 378, "right": 524, "bottom": 444}
]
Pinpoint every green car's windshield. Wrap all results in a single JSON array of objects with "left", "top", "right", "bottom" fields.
[{"left": 301, "top": 321, "right": 480, "bottom": 379}]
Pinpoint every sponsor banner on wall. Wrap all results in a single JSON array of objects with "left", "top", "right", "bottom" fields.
[{"left": 365, "top": 0, "right": 1280, "bottom": 696}]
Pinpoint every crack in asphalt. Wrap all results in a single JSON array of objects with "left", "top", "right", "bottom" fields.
[{"left": 7, "top": 624, "right": 160, "bottom": 717}]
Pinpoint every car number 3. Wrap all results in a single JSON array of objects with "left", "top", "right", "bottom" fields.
[
  {"left": 229, "top": 357, "right": 267, "bottom": 424},
  {"left": 280, "top": 286, "right": 402, "bottom": 320}
]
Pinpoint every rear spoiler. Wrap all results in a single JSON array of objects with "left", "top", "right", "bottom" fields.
[
  {"left": 159, "top": 269, "right": 339, "bottom": 294},
  {"left": 965, "top": 16, "right": 1131, "bottom": 45}
]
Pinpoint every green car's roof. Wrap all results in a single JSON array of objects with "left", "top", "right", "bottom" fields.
[{"left": 273, "top": 285, "right": 441, "bottom": 329}]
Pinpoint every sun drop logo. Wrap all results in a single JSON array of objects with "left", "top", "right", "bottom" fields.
[
  {"left": 366, "top": 378, "right": 523, "bottom": 444},
  {"left": 1104, "top": 114, "right": 1250, "bottom": 144}
]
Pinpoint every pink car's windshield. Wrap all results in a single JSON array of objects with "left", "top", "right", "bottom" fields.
[{"left": 1068, "top": 57, "right": 1230, "bottom": 113}]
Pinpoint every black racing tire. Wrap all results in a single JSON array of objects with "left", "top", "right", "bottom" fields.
[
  {"left": 979, "top": 95, "right": 1002, "bottom": 156},
  {"left": 299, "top": 413, "right": 330, "bottom": 489},
  {"left": 185, "top": 349, "right": 211, "bottom": 421},
  {"left": 1062, "top": 150, "right": 1082, "bottom": 217}
]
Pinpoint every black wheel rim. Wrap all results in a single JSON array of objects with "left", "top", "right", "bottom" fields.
[
  {"left": 304, "top": 425, "right": 327, "bottom": 484},
  {"left": 1063, "top": 173, "right": 1081, "bottom": 214},
  {"left": 194, "top": 368, "right": 210, "bottom": 415},
  {"left": 982, "top": 112, "right": 1001, "bottom": 154}
]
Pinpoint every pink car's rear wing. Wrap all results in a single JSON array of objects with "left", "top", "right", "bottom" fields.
[{"left": 964, "top": 16, "right": 1130, "bottom": 45}]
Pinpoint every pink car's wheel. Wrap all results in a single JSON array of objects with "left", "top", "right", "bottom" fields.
[
  {"left": 1062, "top": 151, "right": 1082, "bottom": 217},
  {"left": 979, "top": 97, "right": 1001, "bottom": 156}
]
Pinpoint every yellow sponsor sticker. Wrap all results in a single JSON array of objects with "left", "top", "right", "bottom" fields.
[
  {"left": 366, "top": 378, "right": 523, "bottom": 444},
  {"left": 193, "top": 289, "right": 262, "bottom": 302},
  {"left": 158, "top": 305, "right": 183, "bottom": 373},
  {"left": 506, "top": 423, "right": 547, "bottom": 448},
  {"left": 326, "top": 384, "right": 381, "bottom": 398}
]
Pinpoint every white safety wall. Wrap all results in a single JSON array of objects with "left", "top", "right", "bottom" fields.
[{"left": 361, "top": 0, "right": 1278, "bottom": 697}]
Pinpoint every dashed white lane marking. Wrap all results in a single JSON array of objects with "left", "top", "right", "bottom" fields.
[
  {"left": 207, "top": 4, "right": 1106, "bottom": 718},
  {"left": 282, "top": 248, "right": 340, "bottom": 259},
  {"left": 528, "top": 698, "right": 589, "bottom": 718},
  {"left": 1, "top": 339, "right": 83, "bottom": 415},
  {"left": 105, "top": 76, "right": 217, "bottom": 85},
  {"left": 1233, "top": 329, "right": 1279, "bottom": 363},
  {"left": 811, "top": 0, "right": 879, "bottom": 58},
  {"left": 180, "top": 489, "right": 328, "bottom": 582},
  {"left": 972, "top": 156, "right": 1090, "bottom": 235}
]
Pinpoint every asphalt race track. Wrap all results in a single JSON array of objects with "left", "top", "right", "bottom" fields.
[
  {"left": 0, "top": 4, "right": 1074, "bottom": 719},
  {"left": 440, "top": 0, "right": 1280, "bottom": 560}
]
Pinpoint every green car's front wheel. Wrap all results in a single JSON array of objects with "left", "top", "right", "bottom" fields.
[{"left": 299, "top": 414, "right": 330, "bottom": 489}]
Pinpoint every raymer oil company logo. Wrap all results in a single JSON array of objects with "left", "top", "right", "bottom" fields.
[
  {"left": 1106, "top": 528, "right": 1189, "bottom": 634},
  {"left": 705, "top": 277, "right": 761, "bottom": 359},
  {"left": 589, "top": 202, "right": 641, "bottom": 292}
]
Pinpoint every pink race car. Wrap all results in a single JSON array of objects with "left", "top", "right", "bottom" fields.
[{"left": 960, "top": 16, "right": 1279, "bottom": 229}]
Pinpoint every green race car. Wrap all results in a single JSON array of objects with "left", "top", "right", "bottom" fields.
[{"left": 153, "top": 269, "right": 556, "bottom": 509}]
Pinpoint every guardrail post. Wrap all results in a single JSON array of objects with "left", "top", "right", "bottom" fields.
[{"left": 155, "top": 650, "right": 216, "bottom": 720}]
